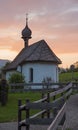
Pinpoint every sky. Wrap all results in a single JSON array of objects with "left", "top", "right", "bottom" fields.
[{"left": 0, "top": 0, "right": 78, "bottom": 68}]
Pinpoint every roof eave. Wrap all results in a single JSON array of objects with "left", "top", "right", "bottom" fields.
[
  {"left": 4, "top": 67, "right": 17, "bottom": 72},
  {"left": 20, "top": 60, "right": 62, "bottom": 65}
]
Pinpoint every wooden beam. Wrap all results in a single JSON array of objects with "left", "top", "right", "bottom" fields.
[{"left": 47, "top": 103, "right": 66, "bottom": 130}]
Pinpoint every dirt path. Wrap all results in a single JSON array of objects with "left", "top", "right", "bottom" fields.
[
  {"left": 0, "top": 94, "right": 78, "bottom": 130},
  {"left": 0, "top": 122, "right": 48, "bottom": 130},
  {"left": 65, "top": 94, "right": 78, "bottom": 130}
]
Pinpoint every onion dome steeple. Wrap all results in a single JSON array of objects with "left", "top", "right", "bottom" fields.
[{"left": 22, "top": 14, "right": 32, "bottom": 48}]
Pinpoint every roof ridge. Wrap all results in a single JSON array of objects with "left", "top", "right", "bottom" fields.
[
  {"left": 6, "top": 48, "right": 24, "bottom": 65},
  {"left": 45, "top": 42, "right": 61, "bottom": 62},
  {"left": 27, "top": 39, "right": 47, "bottom": 60},
  {"left": 38, "top": 40, "right": 47, "bottom": 60},
  {"left": 29, "top": 39, "right": 45, "bottom": 47},
  {"left": 49, "top": 47, "right": 61, "bottom": 61},
  {"left": 22, "top": 40, "right": 42, "bottom": 61}
]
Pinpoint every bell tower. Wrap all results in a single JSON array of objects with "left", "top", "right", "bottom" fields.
[{"left": 21, "top": 14, "right": 32, "bottom": 48}]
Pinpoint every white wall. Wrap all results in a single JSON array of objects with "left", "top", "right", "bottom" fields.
[
  {"left": 6, "top": 63, "right": 59, "bottom": 89},
  {"left": 22, "top": 62, "right": 58, "bottom": 83}
]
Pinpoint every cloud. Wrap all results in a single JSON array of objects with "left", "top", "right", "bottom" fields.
[
  {"left": 0, "top": 37, "right": 23, "bottom": 51},
  {"left": 0, "top": 0, "right": 78, "bottom": 67}
]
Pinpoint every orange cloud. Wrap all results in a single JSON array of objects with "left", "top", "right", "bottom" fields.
[
  {"left": 0, "top": 0, "right": 78, "bottom": 68},
  {"left": 0, "top": 37, "right": 23, "bottom": 51}
]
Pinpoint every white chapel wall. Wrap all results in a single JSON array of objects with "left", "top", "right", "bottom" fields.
[{"left": 22, "top": 62, "right": 58, "bottom": 84}]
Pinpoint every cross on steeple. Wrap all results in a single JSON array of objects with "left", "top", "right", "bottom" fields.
[{"left": 26, "top": 13, "right": 28, "bottom": 26}]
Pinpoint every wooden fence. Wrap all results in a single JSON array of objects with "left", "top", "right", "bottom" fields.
[
  {"left": 9, "top": 82, "right": 69, "bottom": 93},
  {"left": 18, "top": 82, "right": 72, "bottom": 130},
  {"left": 72, "top": 82, "right": 78, "bottom": 92}
]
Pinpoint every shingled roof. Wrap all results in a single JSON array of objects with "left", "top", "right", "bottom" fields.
[{"left": 5, "top": 40, "right": 61, "bottom": 71}]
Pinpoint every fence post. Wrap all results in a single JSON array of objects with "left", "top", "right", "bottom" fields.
[
  {"left": 47, "top": 92, "right": 50, "bottom": 118},
  {"left": 53, "top": 107, "right": 58, "bottom": 118},
  {"left": 26, "top": 99, "right": 30, "bottom": 130},
  {"left": 41, "top": 91, "right": 45, "bottom": 118},
  {"left": 18, "top": 99, "right": 22, "bottom": 130},
  {"left": 0, "top": 79, "right": 8, "bottom": 106},
  {"left": 42, "top": 91, "right": 45, "bottom": 99},
  {"left": 59, "top": 112, "right": 66, "bottom": 130},
  {"left": 53, "top": 95, "right": 56, "bottom": 100},
  {"left": 61, "top": 92, "right": 64, "bottom": 97}
]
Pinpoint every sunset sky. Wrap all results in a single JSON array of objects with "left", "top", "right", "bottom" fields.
[{"left": 0, "top": 0, "right": 78, "bottom": 68}]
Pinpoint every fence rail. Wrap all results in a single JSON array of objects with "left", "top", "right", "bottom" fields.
[
  {"left": 9, "top": 82, "right": 69, "bottom": 93},
  {"left": 47, "top": 102, "right": 66, "bottom": 130},
  {"left": 17, "top": 82, "right": 72, "bottom": 130}
]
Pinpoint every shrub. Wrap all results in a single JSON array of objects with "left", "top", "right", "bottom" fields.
[
  {"left": 8, "top": 72, "right": 25, "bottom": 90},
  {"left": 9, "top": 72, "right": 25, "bottom": 83}
]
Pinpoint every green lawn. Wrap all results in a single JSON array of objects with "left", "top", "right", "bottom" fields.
[
  {"left": 0, "top": 71, "right": 78, "bottom": 123},
  {"left": 59, "top": 72, "right": 78, "bottom": 82},
  {"left": 0, "top": 92, "right": 41, "bottom": 122}
]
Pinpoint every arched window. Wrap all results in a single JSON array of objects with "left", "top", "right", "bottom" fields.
[{"left": 29, "top": 68, "right": 33, "bottom": 82}]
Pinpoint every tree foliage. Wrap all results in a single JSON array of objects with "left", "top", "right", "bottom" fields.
[{"left": 9, "top": 72, "right": 25, "bottom": 83}]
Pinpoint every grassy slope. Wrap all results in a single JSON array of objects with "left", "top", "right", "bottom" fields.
[
  {"left": 0, "top": 92, "right": 41, "bottom": 122},
  {"left": 59, "top": 72, "right": 78, "bottom": 82}
]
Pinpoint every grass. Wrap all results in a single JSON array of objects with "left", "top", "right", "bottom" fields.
[
  {"left": 59, "top": 71, "right": 78, "bottom": 82},
  {"left": 0, "top": 71, "right": 78, "bottom": 123},
  {"left": 0, "top": 92, "right": 41, "bottom": 122}
]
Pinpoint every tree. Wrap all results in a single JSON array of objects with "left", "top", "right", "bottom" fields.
[
  {"left": 9, "top": 72, "right": 25, "bottom": 90},
  {"left": 9, "top": 72, "right": 25, "bottom": 83}
]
